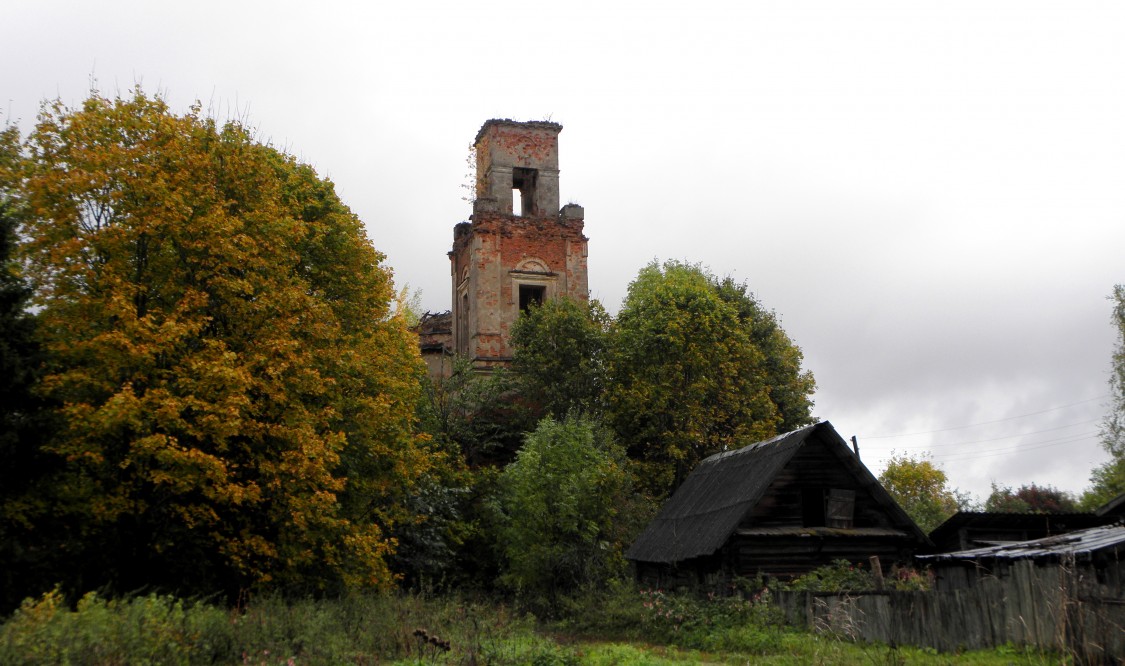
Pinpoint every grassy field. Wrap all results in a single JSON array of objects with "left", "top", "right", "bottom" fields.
[{"left": 0, "top": 586, "right": 1060, "bottom": 665}]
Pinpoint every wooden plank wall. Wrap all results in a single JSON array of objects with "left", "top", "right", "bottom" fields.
[
  {"left": 745, "top": 441, "right": 894, "bottom": 530},
  {"left": 774, "top": 559, "right": 1125, "bottom": 662},
  {"left": 729, "top": 535, "right": 913, "bottom": 578}
]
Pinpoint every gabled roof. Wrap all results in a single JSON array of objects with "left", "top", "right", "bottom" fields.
[
  {"left": 1095, "top": 491, "right": 1125, "bottom": 518},
  {"left": 626, "top": 421, "right": 927, "bottom": 564},
  {"left": 919, "top": 523, "right": 1125, "bottom": 563}
]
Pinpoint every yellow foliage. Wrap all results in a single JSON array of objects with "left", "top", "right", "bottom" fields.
[{"left": 14, "top": 88, "right": 429, "bottom": 594}]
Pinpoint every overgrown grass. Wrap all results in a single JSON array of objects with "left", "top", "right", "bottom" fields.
[
  {"left": 552, "top": 581, "right": 1062, "bottom": 665},
  {"left": 0, "top": 585, "right": 1061, "bottom": 665},
  {"left": 0, "top": 588, "right": 550, "bottom": 665}
]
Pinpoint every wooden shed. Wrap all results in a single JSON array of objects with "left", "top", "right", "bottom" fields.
[
  {"left": 928, "top": 511, "right": 1114, "bottom": 554},
  {"left": 626, "top": 421, "right": 930, "bottom": 589},
  {"left": 918, "top": 523, "right": 1125, "bottom": 661}
]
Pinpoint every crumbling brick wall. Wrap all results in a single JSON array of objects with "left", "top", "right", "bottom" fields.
[{"left": 448, "top": 119, "right": 589, "bottom": 369}]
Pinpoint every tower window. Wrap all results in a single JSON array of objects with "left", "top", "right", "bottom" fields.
[
  {"left": 459, "top": 292, "right": 470, "bottom": 355},
  {"left": 519, "top": 284, "right": 546, "bottom": 312},
  {"left": 512, "top": 167, "right": 538, "bottom": 216}
]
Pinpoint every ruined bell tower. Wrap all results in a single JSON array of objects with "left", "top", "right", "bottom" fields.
[{"left": 450, "top": 119, "right": 589, "bottom": 370}]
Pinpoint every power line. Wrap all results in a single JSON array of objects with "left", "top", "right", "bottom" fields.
[
  {"left": 863, "top": 395, "right": 1108, "bottom": 439},
  {"left": 861, "top": 418, "right": 1100, "bottom": 450},
  {"left": 926, "top": 433, "right": 1100, "bottom": 462}
]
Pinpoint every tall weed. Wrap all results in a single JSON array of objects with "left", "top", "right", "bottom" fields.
[{"left": 0, "top": 588, "right": 231, "bottom": 665}]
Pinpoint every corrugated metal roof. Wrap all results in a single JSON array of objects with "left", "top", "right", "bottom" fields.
[
  {"left": 919, "top": 523, "right": 1125, "bottom": 563},
  {"left": 625, "top": 421, "right": 927, "bottom": 564}
]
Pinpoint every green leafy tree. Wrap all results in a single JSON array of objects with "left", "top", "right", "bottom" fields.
[
  {"left": 510, "top": 297, "right": 610, "bottom": 417},
  {"left": 607, "top": 261, "right": 814, "bottom": 496},
  {"left": 713, "top": 277, "right": 816, "bottom": 432},
  {"left": 418, "top": 356, "right": 534, "bottom": 467},
  {"left": 879, "top": 452, "right": 969, "bottom": 534},
  {"left": 0, "top": 125, "right": 67, "bottom": 612},
  {"left": 411, "top": 356, "right": 538, "bottom": 587},
  {"left": 12, "top": 90, "right": 429, "bottom": 597},
  {"left": 495, "top": 415, "right": 633, "bottom": 606},
  {"left": 1082, "top": 285, "right": 1125, "bottom": 509},
  {"left": 985, "top": 483, "right": 1077, "bottom": 513},
  {"left": 983, "top": 483, "right": 1031, "bottom": 513}
]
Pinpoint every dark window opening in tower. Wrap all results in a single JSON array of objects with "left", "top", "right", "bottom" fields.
[
  {"left": 459, "top": 292, "right": 469, "bottom": 355},
  {"left": 512, "top": 167, "right": 537, "bottom": 216},
  {"left": 519, "top": 284, "right": 546, "bottom": 313}
]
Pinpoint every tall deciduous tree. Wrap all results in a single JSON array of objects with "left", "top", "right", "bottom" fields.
[
  {"left": 879, "top": 452, "right": 967, "bottom": 534},
  {"left": 713, "top": 277, "right": 817, "bottom": 433},
  {"left": 1082, "top": 285, "right": 1125, "bottom": 509},
  {"left": 607, "top": 261, "right": 814, "bottom": 497},
  {"left": 14, "top": 90, "right": 428, "bottom": 597},
  {"left": 510, "top": 297, "right": 610, "bottom": 418}
]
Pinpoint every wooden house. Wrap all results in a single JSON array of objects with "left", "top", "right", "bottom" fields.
[
  {"left": 928, "top": 511, "right": 1114, "bottom": 553},
  {"left": 626, "top": 421, "right": 930, "bottom": 588}
]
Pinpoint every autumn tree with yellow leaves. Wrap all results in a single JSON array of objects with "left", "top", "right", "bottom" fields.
[
  {"left": 606, "top": 261, "right": 816, "bottom": 498},
  {"left": 4, "top": 90, "right": 429, "bottom": 600}
]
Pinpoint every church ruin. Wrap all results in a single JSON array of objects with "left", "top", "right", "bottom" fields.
[{"left": 419, "top": 119, "right": 589, "bottom": 375}]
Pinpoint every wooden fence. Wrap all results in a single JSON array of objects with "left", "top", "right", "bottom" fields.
[{"left": 773, "top": 559, "right": 1124, "bottom": 663}]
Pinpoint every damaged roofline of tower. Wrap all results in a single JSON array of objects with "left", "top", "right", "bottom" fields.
[{"left": 474, "top": 118, "right": 563, "bottom": 146}]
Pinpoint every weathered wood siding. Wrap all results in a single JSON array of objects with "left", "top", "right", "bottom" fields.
[
  {"left": 774, "top": 558, "right": 1125, "bottom": 663},
  {"left": 744, "top": 439, "right": 896, "bottom": 530},
  {"left": 724, "top": 535, "right": 915, "bottom": 579}
]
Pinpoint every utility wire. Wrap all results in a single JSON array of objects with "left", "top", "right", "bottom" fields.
[
  {"left": 863, "top": 395, "right": 1108, "bottom": 439},
  {"left": 926, "top": 433, "right": 1099, "bottom": 462},
  {"left": 861, "top": 418, "right": 1101, "bottom": 450},
  {"left": 879, "top": 431, "right": 1096, "bottom": 462}
]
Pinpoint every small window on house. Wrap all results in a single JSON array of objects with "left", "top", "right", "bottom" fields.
[
  {"left": 519, "top": 284, "right": 546, "bottom": 312},
  {"left": 825, "top": 489, "right": 856, "bottom": 528},
  {"left": 512, "top": 167, "right": 537, "bottom": 216}
]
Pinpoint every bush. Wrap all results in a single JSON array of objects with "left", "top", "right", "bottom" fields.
[
  {"left": 784, "top": 560, "right": 876, "bottom": 592},
  {"left": 495, "top": 415, "right": 633, "bottom": 609},
  {"left": 782, "top": 560, "right": 932, "bottom": 593}
]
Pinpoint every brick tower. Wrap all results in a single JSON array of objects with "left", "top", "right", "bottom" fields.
[{"left": 450, "top": 119, "right": 589, "bottom": 370}]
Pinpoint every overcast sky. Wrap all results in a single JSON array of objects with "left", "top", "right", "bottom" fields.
[{"left": 5, "top": 1, "right": 1124, "bottom": 501}]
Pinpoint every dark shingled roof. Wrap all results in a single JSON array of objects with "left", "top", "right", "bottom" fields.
[
  {"left": 626, "top": 421, "right": 924, "bottom": 564},
  {"left": 1096, "top": 491, "right": 1125, "bottom": 518}
]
